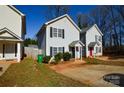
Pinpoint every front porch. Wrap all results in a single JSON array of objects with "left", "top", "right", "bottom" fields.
[
  {"left": 0, "top": 28, "right": 23, "bottom": 62},
  {"left": 0, "top": 41, "right": 21, "bottom": 62},
  {"left": 69, "top": 40, "right": 85, "bottom": 60}
]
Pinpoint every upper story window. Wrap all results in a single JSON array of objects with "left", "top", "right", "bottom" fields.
[
  {"left": 50, "top": 27, "right": 64, "bottom": 38},
  {"left": 53, "top": 28, "right": 57, "bottom": 37},
  {"left": 95, "top": 35, "right": 102, "bottom": 42},
  {"left": 58, "top": 29, "right": 63, "bottom": 37}
]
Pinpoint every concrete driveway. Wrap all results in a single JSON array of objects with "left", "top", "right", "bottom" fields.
[
  {"left": 50, "top": 62, "right": 124, "bottom": 87},
  {"left": 0, "top": 62, "right": 11, "bottom": 76}
]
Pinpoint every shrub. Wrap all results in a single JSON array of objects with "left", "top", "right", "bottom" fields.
[
  {"left": 54, "top": 52, "right": 63, "bottom": 63},
  {"left": 63, "top": 52, "right": 71, "bottom": 61},
  {"left": 43, "top": 56, "right": 51, "bottom": 63}
]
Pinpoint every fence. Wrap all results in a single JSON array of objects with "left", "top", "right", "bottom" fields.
[{"left": 24, "top": 47, "right": 41, "bottom": 59}]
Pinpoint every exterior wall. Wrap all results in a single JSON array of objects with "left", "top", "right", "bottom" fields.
[
  {"left": 46, "top": 17, "right": 80, "bottom": 56},
  {"left": 0, "top": 6, "right": 22, "bottom": 37},
  {"left": 0, "top": 6, "right": 25, "bottom": 62},
  {"left": 85, "top": 26, "right": 102, "bottom": 57},
  {"left": 37, "top": 30, "right": 46, "bottom": 55}
]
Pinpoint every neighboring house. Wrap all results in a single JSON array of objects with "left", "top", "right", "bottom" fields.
[
  {"left": 0, "top": 5, "right": 26, "bottom": 62},
  {"left": 80, "top": 24, "right": 103, "bottom": 57},
  {"left": 37, "top": 14, "right": 84, "bottom": 59}
]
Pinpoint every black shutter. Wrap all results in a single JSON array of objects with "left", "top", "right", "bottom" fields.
[
  {"left": 3, "top": 44, "right": 5, "bottom": 58},
  {"left": 50, "top": 27, "right": 52, "bottom": 38},
  {"left": 15, "top": 44, "right": 17, "bottom": 57},
  {"left": 63, "top": 47, "right": 64, "bottom": 53},
  {"left": 62, "top": 29, "right": 64, "bottom": 38},
  {"left": 50, "top": 47, "right": 52, "bottom": 56}
]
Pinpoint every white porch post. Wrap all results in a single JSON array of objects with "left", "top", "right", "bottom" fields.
[
  {"left": 75, "top": 46, "right": 76, "bottom": 61},
  {"left": 17, "top": 43, "right": 21, "bottom": 62}
]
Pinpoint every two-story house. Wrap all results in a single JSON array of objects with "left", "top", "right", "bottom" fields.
[
  {"left": 80, "top": 24, "right": 103, "bottom": 57},
  {"left": 0, "top": 5, "right": 26, "bottom": 62},
  {"left": 37, "top": 14, "right": 84, "bottom": 59}
]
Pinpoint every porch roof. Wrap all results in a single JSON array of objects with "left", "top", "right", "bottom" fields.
[
  {"left": 0, "top": 27, "right": 23, "bottom": 42},
  {"left": 69, "top": 40, "right": 85, "bottom": 47},
  {"left": 88, "top": 42, "right": 99, "bottom": 47}
]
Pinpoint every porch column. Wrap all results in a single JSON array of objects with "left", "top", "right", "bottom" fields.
[
  {"left": 74, "top": 46, "right": 76, "bottom": 61},
  {"left": 17, "top": 43, "right": 21, "bottom": 62}
]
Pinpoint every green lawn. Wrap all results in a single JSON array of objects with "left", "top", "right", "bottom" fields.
[{"left": 0, "top": 58, "right": 86, "bottom": 87}]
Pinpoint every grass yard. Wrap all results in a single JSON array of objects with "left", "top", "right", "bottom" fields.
[
  {"left": 83, "top": 57, "right": 124, "bottom": 66},
  {"left": 0, "top": 58, "right": 86, "bottom": 87}
]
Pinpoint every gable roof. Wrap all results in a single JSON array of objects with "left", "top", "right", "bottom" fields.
[
  {"left": 0, "top": 27, "right": 23, "bottom": 42},
  {"left": 7, "top": 5, "right": 25, "bottom": 16},
  {"left": 80, "top": 24, "right": 103, "bottom": 36},
  {"left": 69, "top": 40, "right": 85, "bottom": 47},
  {"left": 45, "top": 14, "right": 81, "bottom": 32},
  {"left": 37, "top": 14, "right": 81, "bottom": 36}
]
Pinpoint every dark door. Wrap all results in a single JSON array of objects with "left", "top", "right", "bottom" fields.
[
  {"left": 72, "top": 47, "right": 75, "bottom": 58},
  {"left": 89, "top": 47, "right": 93, "bottom": 56}
]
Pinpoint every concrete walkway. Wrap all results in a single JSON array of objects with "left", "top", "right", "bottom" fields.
[
  {"left": 0, "top": 62, "right": 11, "bottom": 76},
  {"left": 50, "top": 62, "right": 124, "bottom": 87}
]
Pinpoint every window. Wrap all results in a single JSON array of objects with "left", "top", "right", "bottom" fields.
[
  {"left": 58, "top": 47, "right": 63, "bottom": 53},
  {"left": 58, "top": 29, "right": 62, "bottom": 37},
  {"left": 95, "top": 35, "right": 102, "bottom": 42},
  {"left": 99, "top": 36, "right": 102, "bottom": 42},
  {"left": 50, "top": 47, "right": 64, "bottom": 56},
  {"left": 95, "top": 35, "right": 98, "bottom": 42},
  {"left": 96, "top": 47, "right": 98, "bottom": 53},
  {"left": 99, "top": 47, "right": 101, "bottom": 53},
  {"left": 50, "top": 27, "right": 64, "bottom": 38},
  {"left": 53, "top": 47, "right": 57, "bottom": 55},
  {"left": 53, "top": 28, "right": 57, "bottom": 37}
]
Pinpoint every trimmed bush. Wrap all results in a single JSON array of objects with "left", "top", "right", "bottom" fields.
[
  {"left": 63, "top": 52, "right": 71, "bottom": 61},
  {"left": 54, "top": 52, "right": 63, "bottom": 63},
  {"left": 43, "top": 56, "right": 51, "bottom": 63}
]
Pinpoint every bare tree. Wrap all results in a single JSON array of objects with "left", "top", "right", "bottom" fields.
[
  {"left": 77, "top": 13, "right": 91, "bottom": 29},
  {"left": 45, "top": 5, "right": 70, "bottom": 21}
]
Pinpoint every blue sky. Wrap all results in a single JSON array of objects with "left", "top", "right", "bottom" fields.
[{"left": 15, "top": 5, "right": 96, "bottom": 39}]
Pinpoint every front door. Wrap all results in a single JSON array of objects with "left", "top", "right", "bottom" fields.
[{"left": 89, "top": 47, "right": 93, "bottom": 56}]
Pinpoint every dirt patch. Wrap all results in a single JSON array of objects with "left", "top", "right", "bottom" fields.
[
  {"left": 49, "top": 60, "right": 86, "bottom": 72},
  {"left": 96, "top": 56, "right": 124, "bottom": 62},
  {"left": 49, "top": 61, "right": 124, "bottom": 87}
]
